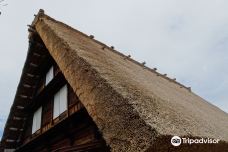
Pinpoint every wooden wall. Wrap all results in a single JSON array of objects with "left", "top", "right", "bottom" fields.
[
  {"left": 17, "top": 109, "right": 109, "bottom": 152},
  {"left": 17, "top": 61, "right": 109, "bottom": 151}
]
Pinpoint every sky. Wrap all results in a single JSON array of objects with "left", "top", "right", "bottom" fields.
[{"left": 0, "top": 0, "right": 228, "bottom": 138}]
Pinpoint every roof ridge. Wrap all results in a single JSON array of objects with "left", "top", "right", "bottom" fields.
[{"left": 33, "top": 9, "right": 191, "bottom": 93}]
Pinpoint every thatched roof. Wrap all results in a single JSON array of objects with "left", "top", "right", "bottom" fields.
[{"left": 1, "top": 9, "right": 228, "bottom": 151}]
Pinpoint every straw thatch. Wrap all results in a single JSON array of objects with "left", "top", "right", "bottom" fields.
[{"left": 1, "top": 9, "right": 228, "bottom": 152}]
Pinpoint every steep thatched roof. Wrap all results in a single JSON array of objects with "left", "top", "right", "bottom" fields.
[
  {"left": 2, "top": 9, "right": 228, "bottom": 151},
  {"left": 32, "top": 10, "right": 228, "bottom": 151}
]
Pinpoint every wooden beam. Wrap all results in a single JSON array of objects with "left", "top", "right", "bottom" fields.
[
  {"left": 141, "top": 61, "right": 146, "bottom": 66},
  {"left": 22, "top": 84, "right": 35, "bottom": 89},
  {"left": 27, "top": 24, "right": 34, "bottom": 29},
  {"left": 29, "top": 63, "right": 38, "bottom": 67},
  {"left": 9, "top": 127, "right": 18, "bottom": 131},
  {"left": 124, "top": 55, "right": 131, "bottom": 60},
  {"left": 9, "top": 127, "right": 23, "bottom": 131},
  {"left": 89, "top": 35, "right": 94, "bottom": 39},
  {"left": 13, "top": 117, "right": 26, "bottom": 121},
  {"left": 33, "top": 52, "right": 41, "bottom": 57},
  {"left": 19, "top": 95, "right": 32, "bottom": 100},
  {"left": 16, "top": 106, "right": 25, "bottom": 110},
  {"left": 26, "top": 73, "right": 35, "bottom": 78},
  {"left": 28, "top": 28, "right": 36, "bottom": 33},
  {"left": 5, "top": 139, "right": 15, "bottom": 143},
  {"left": 19, "top": 95, "right": 28, "bottom": 99},
  {"left": 22, "top": 84, "right": 32, "bottom": 88}
]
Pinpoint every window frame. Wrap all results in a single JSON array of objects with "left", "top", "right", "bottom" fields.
[
  {"left": 32, "top": 106, "right": 42, "bottom": 134},
  {"left": 53, "top": 85, "right": 68, "bottom": 119},
  {"left": 45, "top": 66, "right": 54, "bottom": 85}
]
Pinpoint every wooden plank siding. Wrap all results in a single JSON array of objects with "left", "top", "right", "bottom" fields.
[
  {"left": 41, "top": 97, "right": 53, "bottom": 133},
  {"left": 17, "top": 109, "right": 109, "bottom": 152},
  {"left": 21, "top": 84, "right": 84, "bottom": 144},
  {"left": 17, "top": 58, "right": 109, "bottom": 151},
  {"left": 22, "top": 115, "right": 33, "bottom": 144}
]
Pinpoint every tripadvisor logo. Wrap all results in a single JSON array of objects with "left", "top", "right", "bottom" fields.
[
  {"left": 171, "top": 136, "right": 220, "bottom": 146},
  {"left": 171, "top": 136, "right": 181, "bottom": 146}
]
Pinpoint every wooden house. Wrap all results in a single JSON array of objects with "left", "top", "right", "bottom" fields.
[{"left": 0, "top": 9, "right": 228, "bottom": 152}]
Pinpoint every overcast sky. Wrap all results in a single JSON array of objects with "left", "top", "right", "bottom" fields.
[{"left": 0, "top": 0, "right": 228, "bottom": 137}]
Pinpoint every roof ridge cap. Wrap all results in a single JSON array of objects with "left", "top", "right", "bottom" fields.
[{"left": 31, "top": 9, "right": 45, "bottom": 27}]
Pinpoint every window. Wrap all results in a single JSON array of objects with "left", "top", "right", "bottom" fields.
[
  {"left": 32, "top": 107, "right": 42, "bottom": 134},
  {"left": 45, "top": 66, "right": 54, "bottom": 85},
  {"left": 53, "top": 85, "right": 68, "bottom": 119}
]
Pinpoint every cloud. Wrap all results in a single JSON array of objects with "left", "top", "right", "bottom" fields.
[
  {"left": 0, "top": 0, "right": 227, "bottom": 135},
  {"left": 0, "top": 115, "right": 7, "bottom": 139}
]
